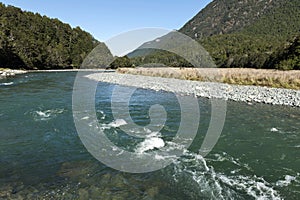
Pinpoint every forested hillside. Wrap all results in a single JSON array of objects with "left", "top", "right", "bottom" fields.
[
  {"left": 0, "top": 3, "right": 111, "bottom": 69},
  {"left": 264, "top": 34, "right": 300, "bottom": 70},
  {"left": 181, "top": 0, "right": 300, "bottom": 69},
  {"left": 129, "top": 0, "right": 300, "bottom": 70},
  {"left": 180, "top": 0, "right": 300, "bottom": 40}
]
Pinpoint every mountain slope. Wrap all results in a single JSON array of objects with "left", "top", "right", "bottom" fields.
[
  {"left": 178, "top": 0, "right": 300, "bottom": 69},
  {"left": 264, "top": 34, "right": 300, "bottom": 70},
  {"left": 180, "top": 0, "right": 300, "bottom": 40},
  {"left": 0, "top": 3, "right": 111, "bottom": 69}
]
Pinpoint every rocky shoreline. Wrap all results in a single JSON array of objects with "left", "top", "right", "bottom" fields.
[
  {"left": 86, "top": 72, "right": 300, "bottom": 107},
  {"left": 0, "top": 69, "right": 27, "bottom": 78}
]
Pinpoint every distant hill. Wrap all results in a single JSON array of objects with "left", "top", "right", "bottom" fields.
[
  {"left": 128, "top": 31, "right": 216, "bottom": 68},
  {"left": 0, "top": 3, "right": 112, "bottom": 69}
]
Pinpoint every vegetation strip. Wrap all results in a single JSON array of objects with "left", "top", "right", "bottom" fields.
[{"left": 118, "top": 68, "right": 300, "bottom": 90}]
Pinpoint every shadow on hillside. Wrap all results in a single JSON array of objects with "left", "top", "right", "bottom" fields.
[{"left": 0, "top": 47, "right": 26, "bottom": 69}]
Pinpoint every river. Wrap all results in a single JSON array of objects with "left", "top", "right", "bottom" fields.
[{"left": 0, "top": 72, "right": 299, "bottom": 199}]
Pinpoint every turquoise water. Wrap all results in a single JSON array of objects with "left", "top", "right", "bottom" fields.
[{"left": 0, "top": 72, "right": 299, "bottom": 199}]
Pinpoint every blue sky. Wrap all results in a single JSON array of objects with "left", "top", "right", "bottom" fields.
[{"left": 0, "top": 0, "right": 212, "bottom": 41}]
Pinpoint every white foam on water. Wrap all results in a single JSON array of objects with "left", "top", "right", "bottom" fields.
[
  {"left": 276, "top": 175, "right": 297, "bottom": 187},
  {"left": 136, "top": 136, "right": 165, "bottom": 154},
  {"left": 101, "top": 123, "right": 167, "bottom": 154},
  {"left": 96, "top": 110, "right": 106, "bottom": 120},
  {"left": 0, "top": 82, "right": 13, "bottom": 86},
  {"left": 218, "top": 174, "right": 281, "bottom": 200},
  {"left": 125, "top": 127, "right": 158, "bottom": 138},
  {"left": 32, "top": 109, "right": 65, "bottom": 121},
  {"left": 271, "top": 127, "right": 279, "bottom": 132},
  {"left": 108, "top": 119, "right": 128, "bottom": 128},
  {"left": 75, "top": 115, "right": 287, "bottom": 199},
  {"left": 170, "top": 151, "right": 225, "bottom": 199},
  {"left": 36, "top": 111, "right": 51, "bottom": 118},
  {"left": 98, "top": 118, "right": 128, "bottom": 131},
  {"left": 154, "top": 154, "right": 166, "bottom": 160},
  {"left": 211, "top": 152, "right": 252, "bottom": 171},
  {"left": 146, "top": 131, "right": 161, "bottom": 138},
  {"left": 165, "top": 141, "right": 187, "bottom": 152},
  {"left": 169, "top": 150, "right": 282, "bottom": 200}
]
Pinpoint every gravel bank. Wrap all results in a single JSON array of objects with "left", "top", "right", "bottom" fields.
[
  {"left": 86, "top": 72, "right": 300, "bottom": 107},
  {"left": 0, "top": 69, "right": 27, "bottom": 78}
]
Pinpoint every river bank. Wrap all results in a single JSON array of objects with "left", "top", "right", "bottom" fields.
[
  {"left": 0, "top": 69, "right": 27, "bottom": 78},
  {"left": 0, "top": 69, "right": 300, "bottom": 107},
  {"left": 0, "top": 69, "right": 114, "bottom": 78},
  {"left": 86, "top": 72, "right": 300, "bottom": 107}
]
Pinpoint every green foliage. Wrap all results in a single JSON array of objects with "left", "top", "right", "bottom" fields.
[
  {"left": 109, "top": 56, "right": 133, "bottom": 69},
  {"left": 242, "top": 0, "right": 300, "bottom": 40},
  {"left": 130, "top": 49, "right": 193, "bottom": 68},
  {"left": 0, "top": 3, "right": 110, "bottom": 69},
  {"left": 200, "top": 33, "right": 282, "bottom": 68},
  {"left": 264, "top": 34, "right": 300, "bottom": 70}
]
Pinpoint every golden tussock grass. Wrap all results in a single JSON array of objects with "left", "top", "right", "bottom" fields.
[{"left": 117, "top": 67, "right": 300, "bottom": 90}]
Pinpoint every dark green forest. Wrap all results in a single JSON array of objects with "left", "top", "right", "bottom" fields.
[
  {"left": 264, "top": 34, "right": 300, "bottom": 70},
  {"left": 0, "top": 3, "right": 111, "bottom": 69}
]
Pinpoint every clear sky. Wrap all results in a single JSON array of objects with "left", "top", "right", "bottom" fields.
[{"left": 0, "top": 0, "right": 212, "bottom": 41}]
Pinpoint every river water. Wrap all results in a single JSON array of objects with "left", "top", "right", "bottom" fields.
[{"left": 0, "top": 72, "right": 299, "bottom": 199}]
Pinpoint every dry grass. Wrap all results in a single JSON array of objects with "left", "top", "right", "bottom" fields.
[{"left": 117, "top": 67, "right": 300, "bottom": 90}]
